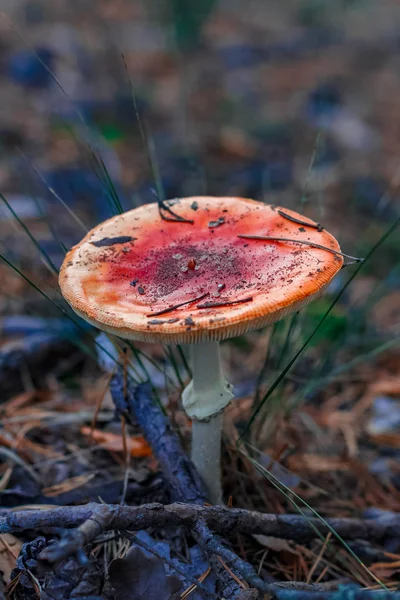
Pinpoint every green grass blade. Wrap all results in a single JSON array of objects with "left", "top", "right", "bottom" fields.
[
  {"left": 177, "top": 344, "right": 191, "bottom": 379},
  {"left": 172, "top": 0, "right": 217, "bottom": 51},
  {"left": 289, "top": 334, "right": 400, "bottom": 413},
  {"left": 0, "top": 252, "right": 136, "bottom": 380},
  {"left": 276, "top": 312, "right": 299, "bottom": 370},
  {"left": 243, "top": 449, "right": 387, "bottom": 589},
  {"left": 83, "top": 142, "right": 123, "bottom": 216},
  {"left": 20, "top": 153, "right": 89, "bottom": 233},
  {"left": 241, "top": 216, "right": 400, "bottom": 440},
  {"left": 125, "top": 341, "right": 165, "bottom": 408},
  {"left": 164, "top": 345, "right": 185, "bottom": 389},
  {"left": 299, "top": 132, "right": 321, "bottom": 211},
  {"left": 6, "top": 20, "right": 124, "bottom": 219},
  {"left": 94, "top": 149, "right": 124, "bottom": 214},
  {"left": 7, "top": 154, "right": 70, "bottom": 257},
  {"left": 252, "top": 321, "right": 283, "bottom": 408},
  {"left": 120, "top": 51, "right": 165, "bottom": 203},
  {"left": 125, "top": 341, "right": 176, "bottom": 388},
  {"left": 0, "top": 192, "right": 59, "bottom": 274}
]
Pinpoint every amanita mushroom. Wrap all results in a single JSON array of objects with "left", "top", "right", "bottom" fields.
[{"left": 59, "top": 196, "right": 344, "bottom": 504}]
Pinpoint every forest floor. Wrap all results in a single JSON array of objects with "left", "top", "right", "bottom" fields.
[{"left": 0, "top": 1, "right": 399, "bottom": 598}]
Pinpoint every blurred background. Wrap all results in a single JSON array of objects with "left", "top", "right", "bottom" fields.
[
  {"left": 2, "top": 0, "right": 400, "bottom": 238},
  {"left": 0, "top": 0, "right": 400, "bottom": 580}
]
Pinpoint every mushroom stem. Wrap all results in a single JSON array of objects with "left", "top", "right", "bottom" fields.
[
  {"left": 182, "top": 341, "right": 234, "bottom": 504},
  {"left": 191, "top": 413, "right": 223, "bottom": 504}
]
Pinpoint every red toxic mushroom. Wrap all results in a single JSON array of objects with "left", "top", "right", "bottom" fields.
[{"left": 59, "top": 196, "right": 348, "bottom": 504}]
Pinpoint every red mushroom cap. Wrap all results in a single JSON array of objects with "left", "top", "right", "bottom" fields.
[{"left": 59, "top": 197, "right": 343, "bottom": 343}]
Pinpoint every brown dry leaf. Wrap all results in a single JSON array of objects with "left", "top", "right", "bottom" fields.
[
  {"left": 217, "top": 126, "right": 258, "bottom": 159},
  {"left": 109, "top": 546, "right": 182, "bottom": 600},
  {"left": 316, "top": 376, "right": 400, "bottom": 434},
  {"left": 16, "top": 437, "right": 62, "bottom": 458},
  {"left": 348, "top": 460, "right": 400, "bottom": 510},
  {"left": 80, "top": 427, "right": 152, "bottom": 458},
  {"left": 224, "top": 397, "right": 252, "bottom": 445},
  {"left": 371, "top": 560, "right": 400, "bottom": 569},
  {"left": 43, "top": 473, "right": 96, "bottom": 497},
  {"left": 0, "top": 426, "right": 61, "bottom": 463},
  {"left": 0, "top": 534, "right": 22, "bottom": 582},
  {"left": 368, "top": 432, "right": 400, "bottom": 447},
  {"left": 287, "top": 454, "right": 350, "bottom": 472},
  {"left": 369, "top": 377, "right": 400, "bottom": 396},
  {"left": 2, "top": 391, "right": 47, "bottom": 416},
  {"left": 356, "top": 376, "right": 400, "bottom": 423},
  {"left": 0, "top": 467, "right": 13, "bottom": 492},
  {"left": 369, "top": 567, "right": 400, "bottom": 581},
  {"left": 372, "top": 291, "right": 400, "bottom": 333},
  {"left": 253, "top": 535, "right": 300, "bottom": 555}
]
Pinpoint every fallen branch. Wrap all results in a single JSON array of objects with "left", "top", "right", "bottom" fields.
[
  {"left": 2, "top": 504, "right": 400, "bottom": 599},
  {"left": 192, "top": 518, "right": 269, "bottom": 594},
  {"left": 125, "top": 532, "right": 216, "bottom": 600},
  {"left": 110, "top": 372, "right": 252, "bottom": 598},
  {"left": 6, "top": 373, "right": 399, "bottom": 599},
  {"left": 1, "top": 502, "right": 398, "bottom": 550},
  {"left": 270, "top": 589, "right": 400, "bottom": 600},
  {"left": 110, "top": 373, "right": 208, "bottom": 505}
]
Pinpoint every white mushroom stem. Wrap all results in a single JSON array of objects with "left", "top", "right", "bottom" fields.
[
  {"left": 191, "top": 414, "right": 223, "bottom": 504},
  {"left": 182, "top": 341, "right": 234, "bottom": 504}
]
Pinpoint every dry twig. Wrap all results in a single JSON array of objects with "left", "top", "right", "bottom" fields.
[{"left": 1, "top": 502, "right": 398, "bottom": 552}]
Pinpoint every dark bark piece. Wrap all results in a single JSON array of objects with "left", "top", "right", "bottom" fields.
[
  {"left": 9, "top": 536, "right": 52, "bottom": 600},
  {"left": 237, "top": 234, "right": 362, "bottom": 263},
  {"left": 11, "top": 534, "right": 106, "bottom": 599},
  {"left": 147, "top": 292, "right": 209, "bottom": 317},
  {"left": 270, "top": 589, "right": 400, "bottom": 600},
  {"left": 208, "top": 217, "right": 225, "bottom": 228},
  {"left": 109, "top": 374, "right": 208, "bottom": 505},
  {"left": 111, "top": 373, "right": 246, "bottom": 598},
  {"left": 0, "top": 467, "right": 166, "bottom": 509},
  {"left": 108, "top": 529, "right": 215, "bottom": 599},
  {"left": 91, "top": 236, "right": 136, "bottom": 247},
  {"left": 277, "top": 210, "right": 324, "bottom": 231},
  {"left": 233, "top": 592, "right": 259, "bottom": 600},
  {"left": 158, "top": 199, "right": 194, "bottom": 224},
  {"left": 40, "top": 504, "right": 112, "bottom": 562},
  {"left": 1, "top": 503, "right": 398, "bottom": 544},
  {"left": 192, "top": 519, "right": 268, "bottom": 594},
  {"left": 4, "top": 374, "right": 398, "bottom": 598},
  {"left": 109, "top": 546, "right": 182, "bottom": 600},
  {"left": 40, "top": 555, "right": 104, "bottom": 600},
  {"left": 0, "top": 334, "right": 81, "bottom": 400},
  {"left": 196, "top": 297, "right": 253, "bottom": 309},
  {"left": 3, "top": 510, "right": 400, "bottom": 598}
]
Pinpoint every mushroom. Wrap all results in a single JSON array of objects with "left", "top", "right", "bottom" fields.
[{"left": 59, "top": 196, "right": 344, "bottom": 504}]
